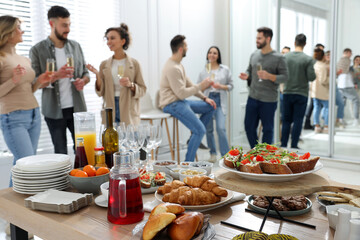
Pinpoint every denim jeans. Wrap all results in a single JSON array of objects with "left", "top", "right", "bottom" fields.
[
  {"left": 281, "top": 94, "right": 307, "bottom": 148},
  {"left": 244, "top": 97, "right": 277, "bottom": 149},
  {"left": 163, "top": 100, "right": 215, "bottom": 162},
  {"left": 313, "top": 98, "right": 329, "bottom": 125},
  {"left": 114, "top": 96, "right": 120, "bottom": 123},
  {"left": 336, "top": 86, "right": 345, "bottom": 119},
  {"left": 45, "top": 107, "right": 75, "bottom": 154},
  {"left": 0, "top": 108, "right": 41, "bottom": 187},
  {"left": 206, "top": 92, "right": 229, "bottom": 156},
  {"left": 339, "top": 87, "right": 359, "bottom": 119}
]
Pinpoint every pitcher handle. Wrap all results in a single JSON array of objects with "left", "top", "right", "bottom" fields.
[{"left": 119, "top": 179, "right": 127, "bottom": 218}]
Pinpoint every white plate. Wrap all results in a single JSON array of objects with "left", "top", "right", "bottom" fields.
[
  {"left": 11, "top": 170, "right": 70, "bottom": 180},
  {"left": 13, "top": 180, "right": 69, "bottom": 189},
  {"left": 219, "top": 159, "right": 323, "bottom": 182},
  {"left": 15, "top": 154, "right": 71, "bottom": 171},
  {"left": 13, "top": 183, "right": 70, "bottom": 194},
  {"left": 12, "top": 164, "right": 71, "bottom": 175},
  {"left": 141, "top": 175, "right": 173, "bottom": 194},
  {"left": 13, "top": 175, "right": 68, "bottom": 184},
  {"left": 155, "top": 190, "right": 234, "bottom": 210},
  {"left": 95, "top": 195, "right": 108, "bottom": 208}
]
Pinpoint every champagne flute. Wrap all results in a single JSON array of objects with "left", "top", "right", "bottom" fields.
[
  {"left": 98, "top": 124, "right": 104, "bottom": 145},
  {"left": 66, "top": 53, "right": 75, "bottom": 82},
  {"left": 117, "top": 65, "right": 124, "bottom": 79},
  {"left": 257, "top": 63, "right": 263, "bottom": 82},
  {"left": 46, "top": 58, "right": 55, "bottom": 88},
  {"left": 152, "top": 124, "right": 162, "bottom": 160},
  {"left": 206, "top": 61, "right": 211, "bottom": 74},
  {"left": 117, "top": 122, "right": 126, "bottom": 150}
]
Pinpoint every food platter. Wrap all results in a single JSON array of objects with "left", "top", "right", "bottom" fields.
[
  {"left": 219, "top": 159, "right": 323, "bottom": 182},
  {"left": 141, "top": 175, "right": 173, "bottom": 194},
  {"left": 154, "top": 190, "right": 234, "bottom": 210},
  {"left": 246, "top": 195, "right": 312, "bottom": 217}
]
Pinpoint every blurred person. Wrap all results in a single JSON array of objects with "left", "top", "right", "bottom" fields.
[
  {"left": 0, "top": 15, "right": 52, "bottom": 186},
  {"left": 304, "top": 43, "right": 325, "bottom": 129},
  {"left": 239, "top": 27, "right": 288, "bottom": 148},
  {"left": 86, "top": 23, "right": 146, "bottom": 125},
  {"left": 281, "top": 46, "right": 290, "bottom": 55},
  {"left": 159, "top": 35, "right": 216, "bottom": 162},
  {"left": 29, "top": 6, "right": 90, "bottom": 154},
  {"left": 197, "top": 46, "right": 233, "bottom": 162},
  {"left": 337, "top": 48, "right": 359, "bottom": 126},
  {"left": 350, "top": 55, "right": 360, "bottom": 91},
  {"left": 281, "top": 34, "right": 316, "bottom": 149},
  {"left": 325, "top": 51, "right": 346, "bottom": 128},
  {"left": 310, "top": 48, "right": 329, "bottom": 133}
]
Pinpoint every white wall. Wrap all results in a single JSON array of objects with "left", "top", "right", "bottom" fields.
[{"left": 230, "top": 0, "right": 278, "bottom": 147}]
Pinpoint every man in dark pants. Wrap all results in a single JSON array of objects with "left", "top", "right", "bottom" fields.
[
  {"left": 30, "top": 6, "right": 89, "bottom": 153},
  {"left": 239, "top": 27, "right": 288, "bottom": 148},
  {"left": 281, "top": 34, "right": 316, "bottom": 149}
]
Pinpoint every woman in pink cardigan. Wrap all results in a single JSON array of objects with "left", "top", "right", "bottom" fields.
[{"left": 86, "top": 23, "right": 146, "bottom": 125}]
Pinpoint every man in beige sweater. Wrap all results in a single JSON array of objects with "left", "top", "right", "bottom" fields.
[{"left": 159, "top": 35, "right": 216, "bottom": 162}]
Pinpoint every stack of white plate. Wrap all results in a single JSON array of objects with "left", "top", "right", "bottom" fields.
[{"left": 12, "top": 154, "right": 72, "bottom": 194}]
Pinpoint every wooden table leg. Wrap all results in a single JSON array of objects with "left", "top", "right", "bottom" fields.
[{"left": 10, "top": 223, "right": 28, "bottom": 240}]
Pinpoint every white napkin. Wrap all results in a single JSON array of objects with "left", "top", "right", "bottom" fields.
[{"left": 142, "top": 192, "right": 246, "bottom": 213}]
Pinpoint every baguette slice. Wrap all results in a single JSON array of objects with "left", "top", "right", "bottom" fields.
[
  {"left": 260, "top": 162, "right": 293, "bottom": 174},
  {"left": 140, "top": 180, "right": 151, "bottom": 188},
  {"left": 286, "top": 157, "right": 320, "bottom": 173},
  {"left": 143, "top": 212, "right": 176, "bottom": 240},
  {"left": 238, "top": 163, "right": 263, "bottom": 174}
]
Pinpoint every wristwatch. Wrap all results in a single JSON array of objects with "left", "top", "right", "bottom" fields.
[{"left": 129, "top": 82, "right": 134, "bottom": 88}]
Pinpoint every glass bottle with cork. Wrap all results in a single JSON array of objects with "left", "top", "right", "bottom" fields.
[
  {"left": 94, "top": 146, "right": 107, "bottom": 168},
  {"left": 102, "top": 108, "right": 119, "bottom": 168},
  {"left": 74, "top": 137, "right": 88, "bottom": 168}
]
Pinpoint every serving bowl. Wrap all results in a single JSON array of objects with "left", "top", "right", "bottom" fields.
[
  {"left": 179, "top": 168, "right": 206, "bottom": 181},
  {"left": 68, "top": 168, "right": 109, "bottom": 194},
  {"left": 179, "top": 161, "right": 191, "bottom": 168},
  {"left": 169, "top": 167, "right": 182, "bottom": 180},
  {"left": 152, "top": 160, "right": 177, "bottom": 174},
  {"left": 189, "top": 161, "right": 213, "bottom": 175}
]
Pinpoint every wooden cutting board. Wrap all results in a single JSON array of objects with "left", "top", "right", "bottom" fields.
[{"left": 214, "top": 169, "right": 360, "bottom": 196}]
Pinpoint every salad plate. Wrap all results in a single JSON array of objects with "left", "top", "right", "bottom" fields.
[
  {"left": 219, "top": 159, "right": 323, "bottom": 182},
  {"left": 141, "top": 175, "right": 173, "bottom": 194}
]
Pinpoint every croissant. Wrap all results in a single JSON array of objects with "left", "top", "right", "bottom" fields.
[
  {"left": 183, "top": 176, "right": 228, "bottom": 197},
  {"left": 163, "top": 187, "right": 220, "bottom": 205},
  {"left": 157, "top": 180, "right": 186, "bottom": 195}
]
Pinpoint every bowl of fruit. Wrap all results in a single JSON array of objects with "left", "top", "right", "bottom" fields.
[{"left": 68, "top": 165, "right": 110, "bottom": 194}]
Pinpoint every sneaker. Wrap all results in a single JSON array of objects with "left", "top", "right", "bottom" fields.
[
  {"left": 314, "top": 126, "right": 322, "bottom": 133},
  {"left": 352, "top": 119, "right": 359, "bottom": 126},
  {"left": 208, "top": 154, "right": 217, "bottom": 163},
  {"left": 335, "top": 121, "right": 345, "bottom": 129},
  {"left": 186, "top": 137, "right": 209, "bottom": 149},
  {"left": 322, "top": 126, "right": 329, "bottom": 134}
]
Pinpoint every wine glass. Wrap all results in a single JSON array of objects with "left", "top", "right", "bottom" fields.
[
  {"left": 206, "top": 61, "right": 211, "bottom": 75},
  {"left": 66, "top": 53, "right": 75, "bottom": 82},
  {"left": 98, "top": 124, "right": 104, "bottom": 146},
  {"left": 257, "top": 63, "right": 263, "bottom": 82},
  {"left": 46, "top": 58, "right": 55, "bottom": 88},
  {"left": 126, "top": 124, "right": 137, "bottom": 150},
  {"left": 142, "top": 124, "right": 155, "bottom": 171},
  {"left": 117, "top": 122, "right": 126, "bottom": 150},
  {"left": 152, "top": 124, "right": 162, "bottom": 160},
  {"left": 117, "top": 65, "right": 124, "bottom": 79}
]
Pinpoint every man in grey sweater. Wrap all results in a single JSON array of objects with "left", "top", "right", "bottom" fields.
[
  {"left": 281, "top": 34, "right": 316, "bottom": 149},
  {"left": 239, "top": 27, "right": 288, "bottom": 148}
]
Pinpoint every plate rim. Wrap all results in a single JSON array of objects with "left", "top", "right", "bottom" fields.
[
  {"left": 154, "top": 189, "right": 234, "bottom": 210},
  {"left": 246, "top": 195, "right": 312, "bottom": 216},
  {"left": 219, "top": 158, "right": 323, "bottom": 182},
  {"left": 95, "top": 195, "right": 108, "bottom": 208}
]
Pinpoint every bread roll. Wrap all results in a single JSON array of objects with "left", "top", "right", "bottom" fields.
[
  {"left": 143, "top": 212, "right": 176, "bottom": 240},
  {"left": 167, "top": 212, "right": 204, "bottom": 240},
  {"left": 149, "top": 203, "right": 185, "bottom": 219}
]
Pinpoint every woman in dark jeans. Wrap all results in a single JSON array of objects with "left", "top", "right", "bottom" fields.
[{"left": 197, "top": 46, "right": 233, "bottom": 162}]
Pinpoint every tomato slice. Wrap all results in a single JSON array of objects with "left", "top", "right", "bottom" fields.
[
  {"left": 229, "top": 149, "right": 240, "bottom": 156},
  {"left": 256, "top": 155, "right": 264, "bottom": 162},
  {"left": 299, "top": 152, "right": 310, "bottom": 160},
  {"left": 241, "top": 159, "right": 250, "bottom": 165}
]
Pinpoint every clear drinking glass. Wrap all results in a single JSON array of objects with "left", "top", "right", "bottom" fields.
[
  {"left": 151, "top": 124, "right": 162, "bottom": 160},
  {"left": 66, "top": 53, "right": 75, "bottom": 82},
  {"left": 46, "top": 58, "right": 55, "bottom": 88},
  {"left": 117, "top": 122, "right": 126, "bottom": 150},
  {"left": 257, "top": 63, "right": 263, "bottom": 82},
  {"left": 117, "top": 65, "right": 124, "bottom": 79}
]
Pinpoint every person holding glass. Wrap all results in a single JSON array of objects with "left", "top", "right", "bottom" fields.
[
  {"left": 197, "top": 46, "right": 233, "bottom": 162},
  {"left": 86, "top": 23, "right": 146, "bottom": 126},
  {"left": 310, "top": 48, "right": 329, "bottom": 133},
  {"left": 29, "top": 6, "right": 90, "bottom": 154},
  {"left": 0, "top": 15, "right": 52, "bottom": 186}
]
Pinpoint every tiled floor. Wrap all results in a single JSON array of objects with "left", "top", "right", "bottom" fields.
[{"left": 0, "top": 137, "right": 359, "bottom": 239}]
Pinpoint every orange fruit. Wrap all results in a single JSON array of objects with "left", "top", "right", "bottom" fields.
[
  {"left": 74, "top": 170, "right": 88, "bottom": 177},
  {"left": 96, "top": 167, "right": 110, "bottom": 176},
  {"left": 83, "top": 165, "right": 96, "bottom": 177},
  {"left": 70, "top": 169, "right": 81, "bottom": 176}
]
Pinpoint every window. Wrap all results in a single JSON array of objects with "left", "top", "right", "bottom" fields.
[{"left": 0, "top": 0, "right": 120, "bottom": 154}]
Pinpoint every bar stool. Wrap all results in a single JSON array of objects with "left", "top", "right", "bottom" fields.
[{"left": 140, "top": 92, "right": 174, "bottom": 160}]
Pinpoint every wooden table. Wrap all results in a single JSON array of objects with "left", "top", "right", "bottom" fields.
[{"left": 0, "top": 171, "right": 358, "bottom": 240}]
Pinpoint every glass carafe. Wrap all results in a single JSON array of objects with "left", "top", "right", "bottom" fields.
[
  {"left": 73, "top": 112, "right": 96, "bottom": 165},
  {"left": 107, "top": 151, "right": 144, "bottom": 225}
]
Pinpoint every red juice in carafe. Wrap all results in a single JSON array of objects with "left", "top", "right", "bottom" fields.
[{"left": 107, "top": 176, "right": 144, "bottom": 224}]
